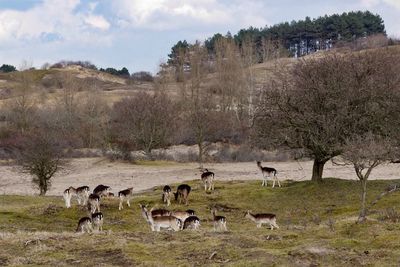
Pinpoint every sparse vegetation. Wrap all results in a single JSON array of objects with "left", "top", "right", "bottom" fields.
[{"left": 1, "top": 179, "right": 400, "bottom": 265}]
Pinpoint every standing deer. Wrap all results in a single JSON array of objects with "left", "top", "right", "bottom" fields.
[
  {"left": 174, "top": 184, "right": 191, "bottom": 205},
  {"left": 211, "top": 208, "right": 227, "bottom": 232},
  {"left": 118, "top": 187, "right": 134, "bottom": 210},
  {"left": 63, "top": 186, "right": 90, "bottom": 208},
  {"left": 256, "top": 161, "right": 280, "bottom": 187},
  {"left": 91, "top": 212, "right": 104, "bottom": 232},
  {"left": 171, "top": 209, "right": 196, "bottom": 222},
  {"left": 201, "top": 169, "right": 215, "bottom": 191},
  {"left": 162, "top": 185, "right": 172, "bottom": 206},
  {"left": 76, "top": 217, "right": 92, "bottom": 233},
  {"left": 244, "top": 210, "right": 279, "bottom": 230},
  {"left": 183, "top": 216, "right": 201, "bottom": 230},
  {"left": 145, "top": 208, "right": 182, "bottom": 232},
  {"left": 87, "top": 193, "right": 101, "bottom": 214},
  {"left": 93, "top": 184, "right": 112, "bottom": 197}
]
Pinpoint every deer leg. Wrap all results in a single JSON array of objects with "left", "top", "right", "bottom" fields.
[
  {"left": 119, "top": 199, "right": 123, "bottom": 210},
  {"left": 127, "top": 197, "right": 131, "bottom": 207},
  {"left": 276, "top": 176, "right": 281, "bottom": 187},
  {"left": 257, "top": 223, "right": 262, "bottom": 228},
  {"left": 272, "top": 178, "right": 276, "bottom": 188}
]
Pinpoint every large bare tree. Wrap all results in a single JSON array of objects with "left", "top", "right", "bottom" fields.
[{"left": 255, "top": 49, "right": 400, "bottom": 182}]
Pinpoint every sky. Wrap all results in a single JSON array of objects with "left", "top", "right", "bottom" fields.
[{"left": 0, "top": 0, "right": 399, "bottom": 74}]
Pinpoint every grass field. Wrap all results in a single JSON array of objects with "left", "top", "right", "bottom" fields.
[{"left": 1, "top": 178, "right": 400, "bottom": 266}]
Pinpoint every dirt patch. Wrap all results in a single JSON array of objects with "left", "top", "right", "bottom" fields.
[{"left": 1, "top": 158, "right": 400, "bottom": 196}]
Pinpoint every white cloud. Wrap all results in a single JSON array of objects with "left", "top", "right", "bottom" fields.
[
  {"left": 84, "top": 14, "right": 110, "bottom": 30},
  {"left": 0, "top": 0, "right": 111, "bottom": 44},
  {"left": 113, "top": 0, "right": 268, "bottom": 30},
  {"left": 360, "top": 0, "right": 400, "bottom": 9}
]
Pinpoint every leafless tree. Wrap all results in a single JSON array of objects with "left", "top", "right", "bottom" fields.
[
  {"left": 110, "top": 91, "right": 176, "bottom": 158},
  {"left": 255, "top": 49, "right": 400, "bottom": 182},
  {"left": 334, "top": 134, "right": 399, "bottom": 223},
  {"left": 18, "top": 131, "right": 65, "bottom": 195}
]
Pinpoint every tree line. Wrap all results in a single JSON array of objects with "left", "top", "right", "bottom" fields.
[{"left": 169, "top": 11, "right": 386, "bottom": 65}]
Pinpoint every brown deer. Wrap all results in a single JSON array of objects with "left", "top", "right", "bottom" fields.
[
  {"left": 201, "top": 169, "right": 215, "bottom": 191},
  {"left": 145, "top": 208, "right": 182, "bottom": 232},
  {"left": 244, "top": 210, "right": 279, "bottom": 230},
  {"left": 211, "top": 208, "right": 227, "bottom": 231},
  {"left": 183, "top": 216, "right": 201, "bottom": 230},
  {"left": 118, "top": 187, "right": 134, "bottom": 210},
  {"left": 162, "top": 185, "right": 172, "bottom": 206},
  {"left": 87, "top": 193, "right": 101, "bottom": 214},
  {"left": 93, "top": 184, "right": 112, "bottom": 197},
  {"left": 174, "top": 184, "right": 191, "bottom": 205},
  {"left": 76, "top": 217, "right": 92, "bottom": 233},
  {"left": 91, "top": 212, "right": 104, "bottom": 232},
  {"left": 256, "top": 161, "right": 280, "bottom": 187},
  {"left": 63, "top": 186, "right": 90, "bottom": 208}
]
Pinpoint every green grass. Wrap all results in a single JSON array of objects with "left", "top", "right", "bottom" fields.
[{"left": 1, "top": 178, "right": 400, "bottom": 266}]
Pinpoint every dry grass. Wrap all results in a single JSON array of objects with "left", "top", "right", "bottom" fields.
[{"left": 1, "top": 179, "right": 400, "bottom": 266}]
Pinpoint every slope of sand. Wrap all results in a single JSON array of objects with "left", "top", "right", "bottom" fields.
[{"left": 1, "top": 158, "right": 399, "bottom": 196}]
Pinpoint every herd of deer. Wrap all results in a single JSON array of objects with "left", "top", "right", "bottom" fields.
[{"left": 65, "top": 161, "right": 280, "bottom": 233}]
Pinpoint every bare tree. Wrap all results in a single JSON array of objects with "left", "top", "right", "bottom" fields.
[
  {"left": 335, "top": 134, "right": 398, "bottom": 223},
  {"left": 255, "top": 49, "right": 400, "bottom": 182},
  {"left": 18, "top": 132, "right": 65, "bottom": 195},
  {"left": 110, "top": 91, "right": 176, "bottom": 158}
]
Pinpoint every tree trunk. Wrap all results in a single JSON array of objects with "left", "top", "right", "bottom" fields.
[
  {"left": 358, "top": 179, "right": 368, "bottom": 223},
  {"left": 311, "top": 159, "right": 327, "bottom": 182},
  {"left": 198, "top": 143, "right": 203, "bottom": 169}
]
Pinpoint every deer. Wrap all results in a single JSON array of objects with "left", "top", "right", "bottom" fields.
[
  {"left": 76, "top": 217, "right": 92, "bottom": 233},
  {"left": 63, "top": 186, "right": 90, "bottom": 208},
  {"left": 256, "top": 161, "right": 281, "bottom": 187},
  {"left": 93, "top": 184, "right": 112, "bottom": 197},
  {"left": 139, "top": 204, "right": 171, "bottom": 224},
  {"left": 91, "top": 212, "right": 104, "bottom": 232},
  {"left": 162, "top": 185, "right": 172, "bottom": 206},
  {"left": 244, "top": 210, "right": 279, "bottom": 230},
  {"left": 171, "top": 209, "right": 196, "bottom": 222},
  {"left": 183, "top": 216, "right": 201, "bottom": 230},
  {"left": 211, "top": 208, "right": 227, "bottom": 232},
  {"left": 201, "top": 169, "right": 215, "bottom": 191},
  {"left": 87, "top": 193, "right": 101, "bottom": 214},
  {"left": 174, "top": 184, "right": 191, "bottom": 205},
  {"left": 118, "top": 187, "right": 134, "bottom": 210},
  {"left": 145, "top": 208, "right": 182, "bottom": 232}
]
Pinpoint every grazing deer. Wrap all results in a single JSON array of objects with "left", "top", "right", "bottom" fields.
[
  {"left": 201, "top": 169, "right": 215, "bottom": 191},
  {"left": 162, "top": 185, "right": 172, "bottom": 206},
  {"left": 171, "top": 209, "right": 196, "bottom": 222},
  {"left": 93, "top": 184, "right": 112, "bottom": 197},
  {"left": 139, "top": 204, "right": 172, "bottom": 224},
  {"left": 118, "top": 187, "right": 134, "bottom": 210},
  {"left": 244, "top": 211, "right": 279, "bottom": 230},
  {"left": 257, "top": 161, "right": 280, "bottom": 187},
  {"left": 183, "top": 216, "right": 201, "bottom": 230},
  {"left": 87, "top": 193, "right": 101, "bottom": 214},
  {"left": 91, "top": 212, "right": 104, "bottom": 232},
  {"left": 145, "top": 209, "right": 182, "bottom": 232},
  {"left": 174, "top": 184, "right": 191, "bottom": 205},
  {"left": 63, "top": 186, "right": 90, "bottom": 208},
  {"left": 76, "top": 217, "right": 92, "bottom": 233},
  {"left": 211, "top": 208, "right": 227, "bottom": 231}
]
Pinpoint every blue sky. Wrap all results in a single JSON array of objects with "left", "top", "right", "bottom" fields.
[{"left": 0, "top": 0, "right": 399, "bottom": 74}]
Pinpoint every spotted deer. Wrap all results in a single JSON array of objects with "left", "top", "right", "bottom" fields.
[
  {"left": 91, "top": 212, "right": 104, "bottom": 232},
  {"left": 257, "top": 161, "right": 281, "bottom": 187},
  {"left": 174, "top": 184, "right": 191, "bottom": 205},
  {"left": 146, "top": 208, "right": 182, "bottom": 232},
  {"left": 162, "top": 185, "right": 172, "bottom": 206},
  {"left": 201, "top": 169, "right": 215, "bottom": 191},
  {"left": 183, "top": 216, "right": 201, "bottom": 230},
  {"left": 63, "top": 186, "right": 90, "bottom": 208},
  {"left": 244, "top": 211, "right": 279, "bottom": 230},
  {"left": 139, "top": 204, "right": 171, "bottom": 224},
  {"left": 76, "top": 217, "right": 92, "bottom": 233},
  {"left": 87, "top": 193, "right": 101, "bottom": 214},
  {"left": 93, "top": 184, "right": 112, "bottom": 197},
  {"left": 171, "top": 209, "right": 196, "bottom": 222},
  {"left": 118, "top": 187, "right": 134, "bottom": 210},
  {"left": 211, "top": 208, "right": 227, "bottom": 231}
]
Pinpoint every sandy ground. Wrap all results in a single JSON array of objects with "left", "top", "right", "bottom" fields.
[{"left": 1, "top": 158, "right": 400, "bottom": 196}]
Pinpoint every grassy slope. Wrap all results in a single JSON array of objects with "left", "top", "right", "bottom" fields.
[{"left": 1, "top": 179, "right": 400, "bottom": 266}]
